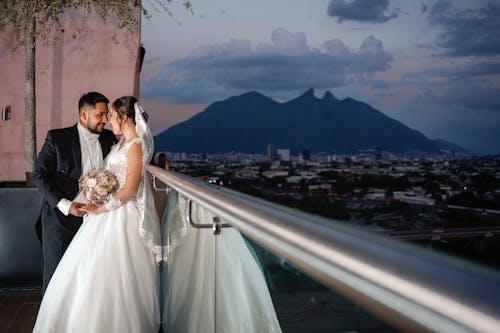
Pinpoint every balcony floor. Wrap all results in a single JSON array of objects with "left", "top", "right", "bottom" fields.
[
  {"left": 0, "top": 289, "right": 41, "bottom": 333},
  {"left": 0, "top": 290, "right": 171, "bottom": 333}
]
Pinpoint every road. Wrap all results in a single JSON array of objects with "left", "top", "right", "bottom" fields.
[{"left": 381, "top": 226, "right": 500, "bottom": 240}]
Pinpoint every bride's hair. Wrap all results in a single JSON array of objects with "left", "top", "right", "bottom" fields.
[{"left": 112, "top": 96, "right": 149, "bottom": 125}]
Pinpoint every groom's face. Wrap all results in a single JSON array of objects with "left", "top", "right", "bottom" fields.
[{"left": 82, "top": 102, "right": 108, "bottom": 134}]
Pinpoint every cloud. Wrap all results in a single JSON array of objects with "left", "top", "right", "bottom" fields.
[
  {"left": 356, "top": 36, "right": 393, "bottom": 71},
  {"left": 403, "top": 61, "right": 500, "bottom": 80},
  {"left": 399, "top": 60, "right": 500, "bottom": 113},
  {"left": 141, "top": 29, "right": 393, "bottom": 103},
  {"left": 425, "top": 80, "right": 500, "bottom": 111},
  {"left": 256, "top": 28, "right": 309, "bottom": 54},
  {"left": 370, "top": 79, "right": 392, "bottom": 89},
  {"left": 389, "top": 100, "right": 500, "bottom": 154},
  {"left": 420, "top": 2, "right": 428, "bottom": 14},
  {"left": 428, "top": 1, "right": 500, "bottom": 57},
  {"left": 415, "top": 42, "right": 436, "bottom": 51},
  {"left": 145, "top": 57, "right": 161, "bottom": 64},
  {"left": 372, "top": 74, "right": 500, "bottom": 154},
  {"left": 327, "top": 0, "right": 398, "bottom": 23}
]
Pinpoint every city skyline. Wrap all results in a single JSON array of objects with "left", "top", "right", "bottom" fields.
[{"left": 140, "top": 0, "right": 500, "bottom": 155}]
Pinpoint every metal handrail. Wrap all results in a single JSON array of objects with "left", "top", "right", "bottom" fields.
[
  {"left": 187, "top": 200, "right": 231, "bottom": 233},
  {"left": 148, "top": 166, "right": 500, "bottom": 333}
]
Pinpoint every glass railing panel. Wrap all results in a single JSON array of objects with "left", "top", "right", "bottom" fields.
[
  {"left": 160, "top": 189, "right": 283, "bottom": 332},
  {"left": 157, "top": 186, "right": 397, "bottom": 332},
  {"left": 243, "top": 237, "right": 398, "bottom": 332}
]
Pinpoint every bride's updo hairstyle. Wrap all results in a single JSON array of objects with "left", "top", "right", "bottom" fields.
[{"left": 112, "top": 96, "right": 149, "bottom": 126}]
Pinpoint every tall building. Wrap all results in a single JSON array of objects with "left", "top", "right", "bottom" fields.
[
  {"left": 0, "top": 7, "right": 142, "bottom": 181},
  {"left": 302, "top": 148, "right": 310, "bottom": 161},
  {"left": 267, "top": 144, "right": 275, "bottom": 163},
  {"left": 374, "top": 147, "right": 382, "bottom": 160}
]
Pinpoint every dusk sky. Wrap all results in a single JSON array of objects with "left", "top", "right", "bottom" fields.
[{"left": 140, "top": 0, "right": 500, "bottom": 155}]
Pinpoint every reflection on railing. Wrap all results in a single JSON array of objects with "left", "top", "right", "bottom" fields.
[{"left": 148, "top": 166, "right": 500, "bottom": 333}]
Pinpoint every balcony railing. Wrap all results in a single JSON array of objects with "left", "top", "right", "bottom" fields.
[{"left": 147, "top": 165, "right": 500, "bottom": 333}]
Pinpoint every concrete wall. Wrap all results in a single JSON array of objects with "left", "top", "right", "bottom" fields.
[{"left": 0, "top": 7, "right": 141, "bottom": 181}]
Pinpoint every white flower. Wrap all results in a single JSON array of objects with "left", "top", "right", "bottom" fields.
[
  {"left": 97, "top": 187, "right": 108, "bottom": 195},
  {"left": 86, "top": 178, "right": 97, "bottom": 188}
]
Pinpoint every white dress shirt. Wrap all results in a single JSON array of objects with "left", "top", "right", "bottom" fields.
[{"left": 56, "top": 122, "right": 104, "bottom": 215}]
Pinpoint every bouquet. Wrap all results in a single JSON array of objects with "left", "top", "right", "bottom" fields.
[{"left": 78, "top": 169, "right": 119, "bottom": 206}]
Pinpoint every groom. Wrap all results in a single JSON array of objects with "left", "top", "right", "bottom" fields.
[{"left": 33, "top": 92, "right": 116, "bottom": 294}]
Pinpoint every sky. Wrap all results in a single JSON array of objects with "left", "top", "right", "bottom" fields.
[{"left": 139, "top": 0, "right": 500, "bottom": 155}]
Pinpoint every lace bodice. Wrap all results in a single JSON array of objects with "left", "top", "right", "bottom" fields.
[{"left": 105, "top": 137, "right": 144, "bottom": 192}]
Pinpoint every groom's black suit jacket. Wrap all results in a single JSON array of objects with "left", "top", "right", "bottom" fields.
[{"left": 33, "top": 124, "right": 116, "bottom": 293}]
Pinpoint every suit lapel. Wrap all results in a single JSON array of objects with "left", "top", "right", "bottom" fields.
[
  {"left": 71, "top": 125, "right": 82, "bottom": 176},
  {"left": 99, "top": 136, "right": 109, "bottom": 158}
]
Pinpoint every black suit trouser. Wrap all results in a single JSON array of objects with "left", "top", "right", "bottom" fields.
[{"left": 40, "top": 203, "right": 82, "bottom": 295}]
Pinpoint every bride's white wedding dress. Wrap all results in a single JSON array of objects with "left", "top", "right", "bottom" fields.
[{"left": 33, "top": 138, "right": 160, "bottom": 333}]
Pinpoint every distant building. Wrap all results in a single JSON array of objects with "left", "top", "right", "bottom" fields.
[
  {"left": 267, "top": 144, "right": 275, "bottom": 163},
  {"left": 286, "top": 175, "right": 303, "bottom": 184},
  {"left": 277, "top": 148, "right": 290, "bottom": 162},
  {"left": 393, "top": 191, "right": 435, "bottom": 206},
  {"left": 302, "top": 149, "right": 310, "bottom": 161},
  {"left": 364, "top": 188, "right": 387, "bottom": 201},
  {"left": 262, "top": 170, "right": 289, "bottom": 179},
  {"left": 374, "top": 147, "right": 382, "bottom": 160},
  {"left": 235, "top": 167, "right": 259, "bottom": 179},
  {"left": 334, "top": 155, "right": 346, "bottom": 163},
  {"left": 308, "top": 183, "right": 331, "bottom": 196}
]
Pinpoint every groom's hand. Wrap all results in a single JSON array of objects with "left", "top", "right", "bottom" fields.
[
  {"left": 80, "top": 203, "right": 106, "bottom": 215},
  {"left": 69, "top": 202, "right": 85, "bottom": 217}
]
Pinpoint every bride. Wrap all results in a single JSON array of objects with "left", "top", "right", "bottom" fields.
[{"left": 33, "top": 96, "right": 161, "bottom": 332}]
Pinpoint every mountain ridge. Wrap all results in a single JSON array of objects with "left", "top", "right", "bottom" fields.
[{"left": 154, "top": 89, "right": 464, "bottom": 155}]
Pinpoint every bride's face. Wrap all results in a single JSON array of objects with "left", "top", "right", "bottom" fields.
[{"left": 109, "top": 107, "right": 122, "bottom": 136}]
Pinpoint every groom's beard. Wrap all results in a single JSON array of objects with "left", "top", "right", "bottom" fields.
[{"left": 87, "top": 121, "right": 105, "bottom": 134}]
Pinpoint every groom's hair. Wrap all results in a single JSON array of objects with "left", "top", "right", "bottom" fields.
[{"left": 78, "top": 92, "right": 109, "bottom": 113}]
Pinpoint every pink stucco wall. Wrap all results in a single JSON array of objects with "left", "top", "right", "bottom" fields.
[{"left": 0, "top": 8, "right": 141, "bottom": 181}]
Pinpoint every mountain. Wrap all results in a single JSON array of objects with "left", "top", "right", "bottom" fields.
[
  {"left": 154, "top": 89, "right": 461, "bottom": 155},
  {"left": 432, "top": 139, "right": 470, "bottom": 155}
]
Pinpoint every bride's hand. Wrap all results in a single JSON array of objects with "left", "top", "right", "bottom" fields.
[{"left": 80, "top": 203, "right": 106, "bottom": 214}]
